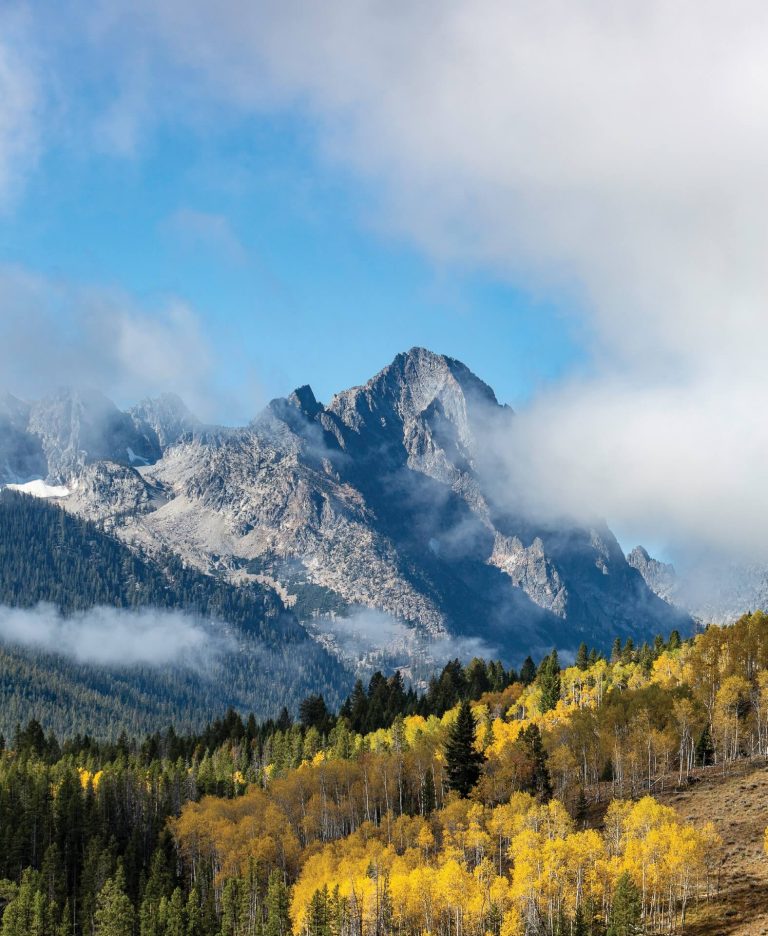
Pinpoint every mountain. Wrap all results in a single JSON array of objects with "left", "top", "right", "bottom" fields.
[
  {"left": 626, "top": 546, "right": 678, "bottom": 604},
  {"left": 0, "top": 350, "right": 690, "bottom": 670},
  {"left": 0, "top": 393, "right": 46, "bottom": 483},
  {"left": 628, "top": 543, "right": 768, "bottom": 624},
  {"left": 0, "top": 489, "right": 350, "bottom": 737}
]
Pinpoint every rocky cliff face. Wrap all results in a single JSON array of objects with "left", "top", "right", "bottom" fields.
[
  {"left": 0, "top": 393, "right": 46, "bottom": 483},
  {"left": 20, "top": 388, "right": 161, "bottom": 479},
  {"left": 0, "top": 350, "right": 691, "bottom": 665},
  {"left": 627, "top": 546, "right": 678, "bottom": 604},
  {"left": 628, "top": 544, "right": 768, "bottom": 625}
]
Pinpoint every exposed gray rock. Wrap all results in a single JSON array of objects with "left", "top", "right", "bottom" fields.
[
  {"left": 27, "top": 388, "right": 161, "bottom": 479},
  {"left": 0, "top": 350, "right": 692, "bottom": 664},
  {"left": 128, "top": 393, "right": 200, "bottom": 449},
  {"left": 627, "top": 546, "right": 678, "bottom": 603},
  {"left": 489, "top": 533, "right": 568, "bottom": 617},
  {"left": 629, "top": 544, "right": 768, "bottom": 625},
  {"left": 0, "top": 393, "right": 46, "bottom": 483}
]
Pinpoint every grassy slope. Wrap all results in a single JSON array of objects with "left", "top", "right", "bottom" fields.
[{"left": 657, "top": 762, "right": 768, "bottom": 935}]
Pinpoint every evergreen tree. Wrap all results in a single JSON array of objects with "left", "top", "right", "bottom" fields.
[
  {"left": 264, "top": 870, "right": 290, "bottom": 936},
  {"left": 379, "top": 873, "right": 393, "bottom": 936},
  {"left": 2, "top": 870, "right": 56, "bottom": 936},
  {"left": 519, "top": 656, "right": 537, "bottom": 686},
  {"left": 421, "top": 769, "right": 436, "bottom": 816},
  {"left": 164, "top": 890, "right": 185, "bottom": 936},
  {"left": 299, "top": 695, "right": 331, "bottom": 734},
  {"left": 607, "top": 872, "right": 642, "bottom": 936},
  {"left": 696, "top": 724, "right": 715, "bottom": 766},
  {"left": 575, "top": 643, "right": 589, "bottom": 671},
  {"left": 517, "top": 724, "right": 553, "bottom": 802},
  {"left": 444, "top": 701, "right": 484, "bottom": 798},
  {"left": 217, "top": 879, "right": 240, "bottom": 936},
  {"left": 57, "top": 902, "right": 72, "bottom": 936},
  {"left": 327, "top": 886, "right": 347, "bottom": 936},
  {"left": 573, "top": 904, "right": 587, "bottom": 936},
  {"left": 465, "top": 659, "right": 491, "bottom": 699},
  {"left": 184, "top": 889, "right": 203, "bottom": 936},
  {"left": 574, "top": 788, "right": 588, "bottom": 829},
  {"left": 307, "top": 887, "right": 330, "bottom": 936},
  {"left": 537, "top": 650, "right": 561, "bottom": 713},
  {"left": 93, "top": 869, "right": 134, "bottom": 936}
]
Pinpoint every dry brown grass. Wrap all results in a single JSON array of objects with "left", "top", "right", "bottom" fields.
[{"left": 655, "top": 761, "right": 768, "bottom": 935}]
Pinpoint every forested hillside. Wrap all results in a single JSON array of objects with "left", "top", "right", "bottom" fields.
[
  {"left": 5, "top": 613, "right": 768, "bottom": 936},
  {"left": 0, "top": 490, "right": 351, "bottom": 734}
]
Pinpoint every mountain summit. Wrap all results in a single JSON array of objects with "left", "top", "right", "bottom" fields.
[{"left": 0, "top": 350, "right": 690, "bottom": 665}]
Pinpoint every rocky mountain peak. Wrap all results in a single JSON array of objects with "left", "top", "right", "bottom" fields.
[
  {"left": 129, "top": 393, "right": 199, "bottom": 449},
  {"left": 626, "top": 546, "right": 678, "bottom": 604},
  {"left": 287, "top": 385, "right": 323, "bottom": 419},
  {"left": 322, "top": 349, "right": 503, "bottom": 477},
  {"left": 329, "top": 348, "right": 498, "bottom": 429},
  {"left": 0, "top": 353, "right": 693, "bottom": 664},
  {"left": 27, "top": 387, "right": 162, "bottom": 480}
]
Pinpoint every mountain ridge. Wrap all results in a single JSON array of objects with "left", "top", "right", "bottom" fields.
[{"left": 0, "top": 349, "right": 692, "bottom": 665}]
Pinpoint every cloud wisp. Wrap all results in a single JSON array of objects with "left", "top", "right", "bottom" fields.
[
  {"left": 312, "top": 606, "right": 499, "bottom": 668},
  {"left": 0, "top": 265, "right": 227, "bottom": 420},
  {"left": 8, "top": 2, "right": 768, "bottom": 557},
  {"left": 60, "top": 0, "right": 768, "bottom": 558},
  {"left": 0, "top": 603, "right": 236, "bottom": 668}
]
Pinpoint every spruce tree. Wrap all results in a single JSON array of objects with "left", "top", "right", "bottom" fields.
[
  {"left": 574, "top": 788, "right": 588, "bottom": 829},
  {"left": 575, "top": 643, "right": 589, "bottom": 670},
  {"left": 444, "top": 701, "right": 484, "bottom": 797},
  {"left": 93, "top": 869, "right": 134, "bottom": 936},
  {"left": 520, "top": 656, "right": 537, "bottom": 685},
  {"left": 184, "top": 888, "right": 203, "bottom": 936},
  {"left": 265, "top": 870, "right": 291, "bottom": 936},
  {"left": 164, "top": 891, "right": 185, "bottom": 936},
  {"left": 573, "top": 904, "right": 587, "bottom": 936},
  {"left": 421, "top": 769, "right": 436, "bottom": 816},
  {"left": 517, "top": 724, "right": 553, "bottom": 802},
  {"left": 537, "top": 650, "right": 561, "bottom": 713},
  {"left": 2, "top": 870, "right": 56, "bottom": 936},
  {"left": 696, "top": 724, "right": 715, "bottom": 766},
  {"left": 307, "top": 887, "right": 330, "bottom": 936},
  {"left": 607, "top": 872, "right": 642, "bottom": 936}
]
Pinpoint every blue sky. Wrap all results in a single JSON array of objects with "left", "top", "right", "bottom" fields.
[
  {"left": 0, "top": 109, "right": 584, "bottom": 419},
  {"left": 3, "top": 1, "right": 767, "bottom": 560}
]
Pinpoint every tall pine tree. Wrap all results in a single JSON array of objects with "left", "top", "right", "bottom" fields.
[
  {"left": 444, "top": 701, "right": 484, "bottom": 797},
  {"left": 607, "top": 873, "right": 642, "bottom": 936}
]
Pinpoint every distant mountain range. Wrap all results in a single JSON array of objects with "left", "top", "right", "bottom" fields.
[
  {"left": 627, "top": 543, "right": 768, "bottom": 625},
  {"left": 0, "top": 348, "right": 693, "bottom": 695}
]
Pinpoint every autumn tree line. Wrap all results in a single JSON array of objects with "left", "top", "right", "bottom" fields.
[{"left": 8, "top": 611, "right": 768, "bottom": 936}]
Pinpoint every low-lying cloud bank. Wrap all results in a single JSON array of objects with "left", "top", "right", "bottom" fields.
[
  {"left": 0, "top": 604, "right": 235, "bottom": 667},
  {"left": 313, "top": 607, "right": 499, "bottom": 666}
]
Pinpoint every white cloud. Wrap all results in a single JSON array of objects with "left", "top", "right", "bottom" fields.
[
  {"left": 13, "top": 1, "right": 768, "bottom": 557},
  {"left": 117, "top": 0, "right": 768, "bottom": 558},
  {"left": 0, "top": 603, "right": 235, "bottom": 667},
  {"left": 0, "top": 265, "right": 220, "bottom": 418},
  {"left": 315, "top": 606, "right": 498, "bottom": 664},
  {"left": 0, "top": 7, "right": 40, "bottom": 204}
]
